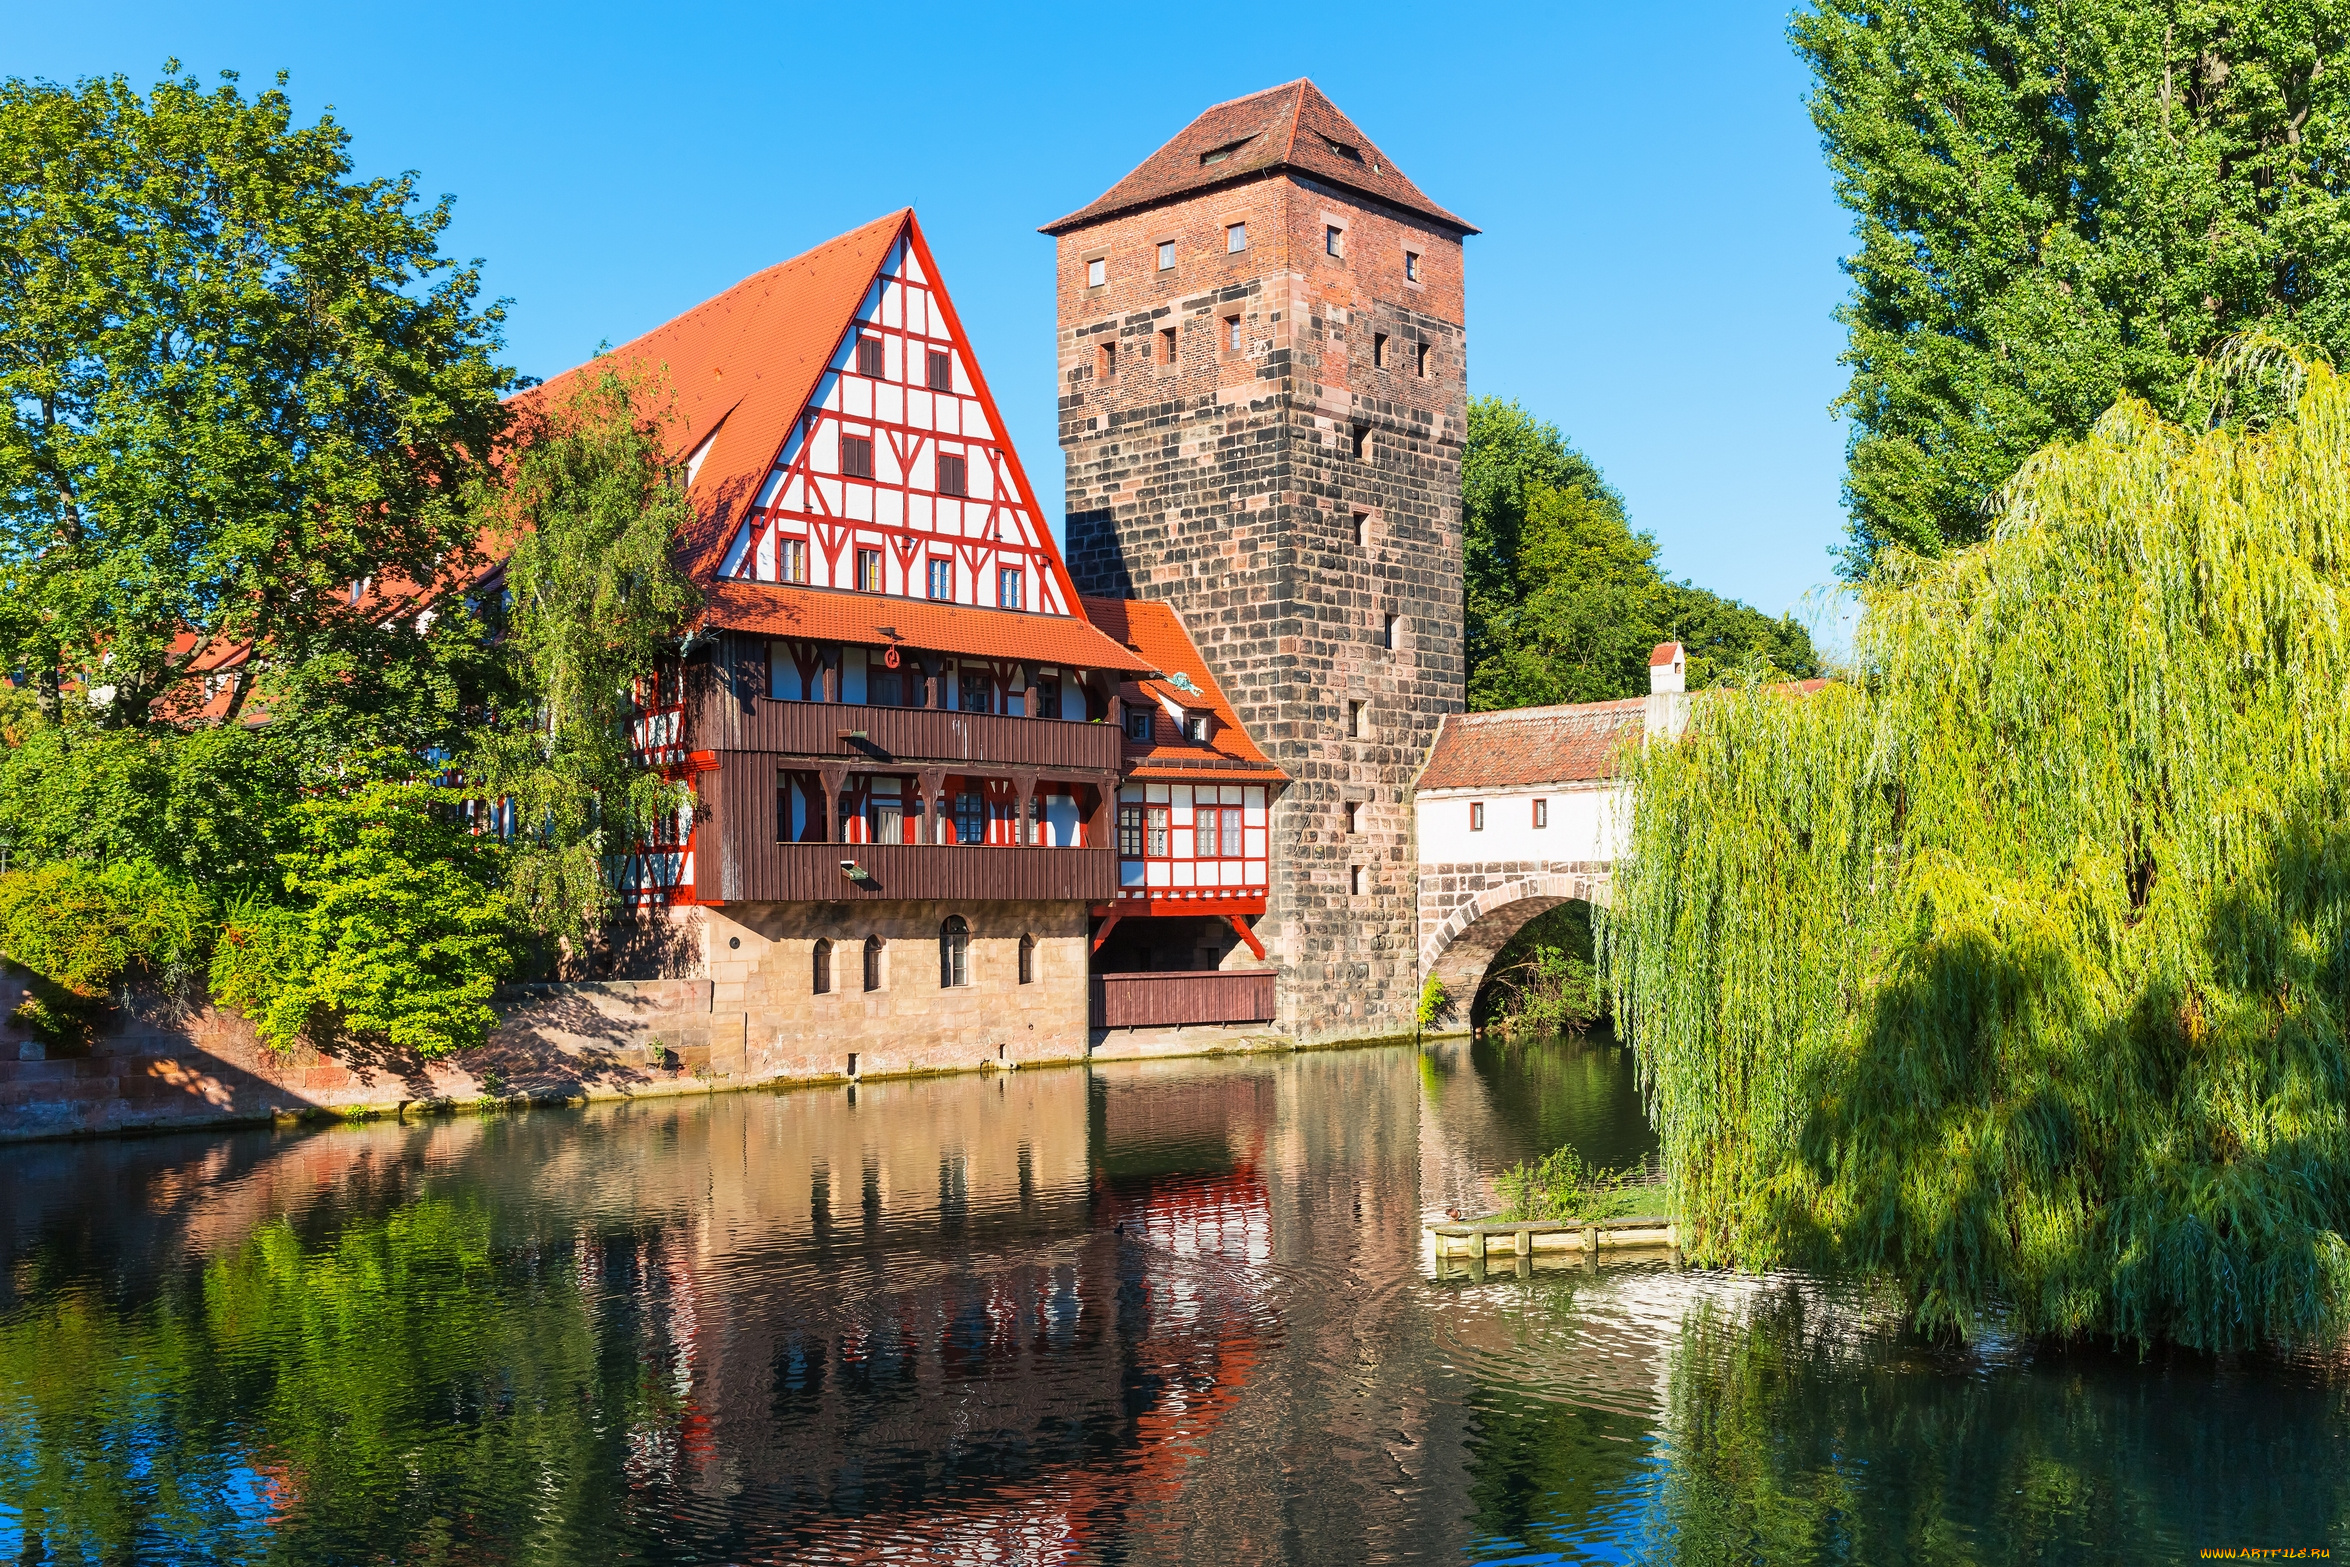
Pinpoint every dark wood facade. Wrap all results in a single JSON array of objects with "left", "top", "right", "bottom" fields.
[{"left": 1089, "top": 969, "right": 1277, "bottom": 1029}]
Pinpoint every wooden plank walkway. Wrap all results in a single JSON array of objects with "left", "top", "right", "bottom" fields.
[{"left": 1425, "top": 1214, "right": 1679, "bottom": 1261}]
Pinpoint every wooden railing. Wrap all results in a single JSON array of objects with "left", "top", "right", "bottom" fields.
[
  {"left": 710, "top": 841, "right": 1116, "bottom": 904},
  {"left": 695, "top": 695, "right": 1121, "bottom": 772},
  {"left": 1090, "top": 969, "right": 1276, "bottom": 1030}
]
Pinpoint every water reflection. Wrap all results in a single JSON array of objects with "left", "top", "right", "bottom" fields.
[{"left": 0, "top": 1036, "right": 2342, "bottom": 1563}]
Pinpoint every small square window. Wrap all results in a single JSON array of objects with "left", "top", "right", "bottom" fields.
[
  {"left": 856, "top": 548, "right": 884, "bottom": 593},
  {"left": 1223, "top": 315, "right": 1242, "bottom": 353},
  {"left": 927, "top": 349, "right": 952, "bottom": 391},
  {"left": 1469, "top": 801, "right": 1485, "bottom": 832},
  {"left": 840, "top": 434, "right": 874, "bottom": 478},
  {"left": 1097, "top": 342, "right": 1116, "bottom": 379},
  {"left": 1086, "top": 255, "right": 1106, "bottom": 288},
  {"left": 927, "top": 558, "right": 953, "bottom": 600},
  {"left": 1226, "top": 222, "right": 1247, "bottom": 254},
  {"left": 1351, "top": 424, "right": 1370, "bottom": 460},
  {"left": 1415, "top": 341, "right": 1431, "bottom": 378},
  {"left": 856, "top": 336, "right": 884, "bottom": 378},
  {"left": 1125, "top": 706, "right": 1152, "bottom": 742},
  {"left": 998, "top": 567, "right": 1024, "bottom": 610},
  {"left": 1532, "top": 798, "right": 1548, "bottom": 829},
  {"left": 936, "top": 452, "right": 968, "bottom": 496},
  {"left": 1325, "top": 224, "right": 1344, "bottom": 258},
  {"left": 1160, "top": 327, "right": 1178, "bottom": 365},
  {"left": 1157, "top": 240, "right": 1176, "bottom": 270},
  {"left": 1352, "top": 512, "right": 1369, "bottom": 547},
  {"left": 1185, "top": 711, "right": 1209, "bottom": 741},
  {"left": 1351, "top": 864, "right": 1367, "bottom": 895},
  {"left": 1404, "top": 250, "right": 1421, "bottom": 283},
  {"left": 1373, "top": 332, "right": 1388, "bottom": 369}
]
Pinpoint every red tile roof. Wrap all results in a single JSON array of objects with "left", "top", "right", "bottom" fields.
[
  {"left": 1041, "top": 80, "right": 1475, "bottom": 237},
  {"left": 1650, "top": 641, "right": 1682, "bottom": 666},
  {"left": 1416, "top": 699, "right": 1646, "bottom": 791},
  {"left": 520, "top": 210, "right": 909, "bottom": 580},
  {"left": 707, "top": 580, "right": 1154, "bottom": 673},
  {"left": 1081, "top": 597, "right": 1287, "bottom": 784}
]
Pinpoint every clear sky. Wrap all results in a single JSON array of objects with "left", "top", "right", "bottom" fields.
[{"left": 13, "top": 1, "right": 1859, "bottom": 645}]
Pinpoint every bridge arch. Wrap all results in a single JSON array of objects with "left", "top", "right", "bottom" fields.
[{"left": 1419, "top": 871, "right": 1610, "bottom": 1032}]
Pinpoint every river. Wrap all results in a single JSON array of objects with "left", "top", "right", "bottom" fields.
[{"left": 2, "top": 1034, "right": 2343, "bottom": 1563}]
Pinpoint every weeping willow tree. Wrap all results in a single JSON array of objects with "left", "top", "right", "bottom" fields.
[
  {"left": 469, "top": 365, "right": 700, "bottom": 950},
  {"left": 1610, "top": 347, "right": 2350, "bottom": 1351}
]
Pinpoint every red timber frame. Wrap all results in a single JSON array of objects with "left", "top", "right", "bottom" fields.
[{"left": 714, "top": 216, "right": 1084, "bottom": 622}]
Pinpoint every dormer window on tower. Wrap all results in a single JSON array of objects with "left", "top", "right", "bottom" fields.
[
  {"left": 1201, "top": 134, "right": 1256, "bottom": 167},
  {"left": 1319, "top": 134, "right": 1364, "bottom": 163}
]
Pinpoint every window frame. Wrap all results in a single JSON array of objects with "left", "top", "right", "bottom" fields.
[
  {"left": 1118, "top": 803, "right": 1145, "bottom": 858},
  {"left": 1226, "top": 222, "right": 1248, "bottom": 254},
  {"left": 953, "top": 790, "right": 987, "bottom": 845},
  {"left": 1125, "top": 706, "right": 1153, "bottom": 743},
  {"left": 939, "top": 915, "right": 970, "bottom": 989},
  {"left": 927, "top": 556, "right": 954, "bottom": 601},
  {"left": 780, "top": 537, "right": 807, "bottom": 583},
  {"left": 840, "top": 433, "right": 875, "bottom": 479},
  {"left": 926, "top": 348, "right": 953, "bottom": 391},
  {"left": 997, "top": 566, "right": 1024, "bottom": 610},
  {"left": 1157, "top": 239, "right": 1176, "bottom": 271},
  {"left": 1159, "top": 326, "right": 1178, "bottom": 365},
  {"left": 1533, "top": 798, "right": 1549, "bottom": 829},
  {"left": 862, "top": 935, "right": 884, "bottom": 993},
  {"left": 1404, "top": 249, "right": 1422, "bottom": 284},
  {"left": 1325, "top": 223, "right": 1344, "bottom": 258},
  {"left": 936, "top": 452, "right": 968, "bottom": 497},
  {"left": 855, "top": 548, "right": 884, "bottom": 593},
  {"left": 812, "top": 937, "right": 833, "bottom": 995},
  {"left": 855, "top": 335, "right": 885, "bottom": 378},
  {"left": 1018, "top": 932, "right": 1036, "bottom": 985},
  {"left": 1469, "top": 801, "right": 1486, "bottom": 832},
  {"left": 1084, "top": 252, "right": 1107, "bottom": 289}
]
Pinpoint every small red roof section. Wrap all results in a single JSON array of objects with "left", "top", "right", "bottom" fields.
[
  {"left": 1041, "top": 80, "right": 1475, "bottom": 237},
  {"left": 1650, "top": 641, "right": 1684, "bottom": 667},
  {"left": 1081, "top": 596, "right": 1287, "bottom": 784},
  {"left": 709, "top": 581, "right": 1153, "bottom": 673},
  {"left": 521, "top": 210, "right": 908, "bottom": 577},
  {"left": 1417, "top": 699, "right": 1646, "bottom": 792}
]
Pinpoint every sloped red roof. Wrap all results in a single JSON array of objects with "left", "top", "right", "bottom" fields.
[
  {"left": 1081, "top": 597, "right": 1287, "bottom": 784},
  {"left": 522, "top": 210, "right": 909, "bottom": 578},
  {"left": 1041, "top": 80, "right": 1475, "bottom": 237},
  {"left": 1417, "top": 699, "right": 1646, "bottom": 791},
  {"left": 709, "top": 581, "right": 1153, "bottom": 673}
]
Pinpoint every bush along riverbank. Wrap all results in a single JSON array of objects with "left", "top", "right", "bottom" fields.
[{"left": 1607, "top": 345, "right": 2350, "bottom": 1353}]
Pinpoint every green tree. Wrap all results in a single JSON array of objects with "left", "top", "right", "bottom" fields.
[
  {"left": 1797, "top": 1, "right": 2350, "bottom": 573},
  {"left": 0, "top": 65, "right": 511, "bottom": 729},
  {"left": 1610, "top": 351, "right": 2350, "bottom": 1350},
  {"left": 1464, "top": 398, "right": 1820, "bottom": 709},
  {"left": 468, "top": 366, "right": 701, "bottom": 948},
  {"left": 211, "top": 770, "right": 514, "bottom": 1057}
]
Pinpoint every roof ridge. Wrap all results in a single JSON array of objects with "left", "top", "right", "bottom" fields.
[{"left": 1190, "top": 77, "right": 1312, "bottom": 118}]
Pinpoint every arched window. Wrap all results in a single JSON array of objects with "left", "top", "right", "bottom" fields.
[
  {"left": 812, "top": 938, "right": 833, "bottom": 995},
  {"left": 862, "top": 935, "right": 883, "bottom": 993},
  {"left": 940, "top": 915, "right": 970, "bottom": 988},
  {"left": 1018, "top": 932, "right": 1036, "bottom": 985}
]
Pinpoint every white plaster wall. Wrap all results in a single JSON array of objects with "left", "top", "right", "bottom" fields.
[{"left": 1415, "top": 782, "right": 1628, "bottom": 865}]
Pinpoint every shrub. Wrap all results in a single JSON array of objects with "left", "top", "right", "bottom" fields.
[{"left": 1494, "top": 1143, "right": 1656, "bottom": 1224}]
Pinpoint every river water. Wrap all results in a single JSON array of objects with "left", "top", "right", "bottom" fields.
[{"left": 2, "top": 1035, "right": 2344, "bottom": 1564}]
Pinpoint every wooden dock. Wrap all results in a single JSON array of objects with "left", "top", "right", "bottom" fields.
[{"left": 1425, "top": 1214, "right": 1679, "bottom": 1266}]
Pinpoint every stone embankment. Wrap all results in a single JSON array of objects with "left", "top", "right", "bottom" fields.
[{"left": 0, "top": 970, "right": 1386, "bottom": 1144}]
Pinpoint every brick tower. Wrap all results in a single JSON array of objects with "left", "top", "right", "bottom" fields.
[{"left": 1044, "top": 81, "right": 1473, "bottom": 1042}]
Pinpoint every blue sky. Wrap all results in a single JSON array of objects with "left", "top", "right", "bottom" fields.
[{"left": 15, "top": 1, "right": 1858, "bottom": 645}]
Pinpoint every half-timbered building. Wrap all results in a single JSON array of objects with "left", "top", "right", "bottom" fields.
[{"left": 530, "top": 209, "right": 1283, "bottom": 1074}]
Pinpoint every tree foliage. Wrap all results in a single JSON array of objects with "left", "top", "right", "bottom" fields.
[
  {"left": 468, "top": 366, "right": 701, "bottom": 945},
  {"left": 1609, "top": 351, "right": 2350, "bottom": 1350},
  {"left": 1797, "top": 0, "right": 2350, "bottom": 573},
  {"left": 210, "top": 772, "right": 513, "bottom": 1057},
  {"left": 1464, "top": 399, "right": 1820, "bottom": 709},
  {"left": 0, "top": 65, "right": 511, "bottom": 728}
]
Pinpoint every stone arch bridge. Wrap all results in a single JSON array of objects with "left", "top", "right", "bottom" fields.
[{"left": 1417, "top": 863, "right": 1611, "bottom": 1030}]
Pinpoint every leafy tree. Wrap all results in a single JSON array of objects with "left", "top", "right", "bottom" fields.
[
  {"left": 211, "top": 771, "right": 513, "bottom": 1057},
  {"left": 1464, "top": 398, "right": 1820, "bottom": 709},
  {"left": 0, "top": 65, "right": 512, "bottom": 729},
  {"left": 1796, "top": 1, "right": 2350, "bottom": 573},
  {"left": 469, "top": 366, "right": 701, "bottom": 948},
  {"left": 1611, "top": 352, "right": 2350, "bottom": 1350}
]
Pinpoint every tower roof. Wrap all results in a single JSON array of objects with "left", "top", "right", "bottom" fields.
[{"left": 1040, "top": 80, "right": 1475, "bottom": 237}]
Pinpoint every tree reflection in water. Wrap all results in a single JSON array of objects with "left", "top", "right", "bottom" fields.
[{"left": 0, "top": 1045, "right": 2340, "bottom": 1565}]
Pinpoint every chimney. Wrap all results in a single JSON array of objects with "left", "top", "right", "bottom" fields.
[{"left": 1645, "top": 641, "right": 1688, "bottom": 740}]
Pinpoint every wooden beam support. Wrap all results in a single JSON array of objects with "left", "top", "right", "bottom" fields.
[{"left": 1225, "top": 912, "right": 1266, "bottom": 961}]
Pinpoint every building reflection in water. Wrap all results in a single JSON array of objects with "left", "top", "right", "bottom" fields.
[{"left": 2, "top": 1042, "right": 2344, "bottom": 1564}]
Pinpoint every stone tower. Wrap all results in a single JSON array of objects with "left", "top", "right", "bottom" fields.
[{"left": 1044, "top": 81, "right": 1473, "bottom": 1042}]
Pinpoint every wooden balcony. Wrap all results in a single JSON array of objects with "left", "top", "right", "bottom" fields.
[
  {"left": 702, "top": 841, "right": 1115, "bottom": 904},
  {"left": 1090, "top": 969, "right": 1277, "bottom": 1030},
  {"left": 694, "top": 694, "right": 1121, "bottom": 774}
]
